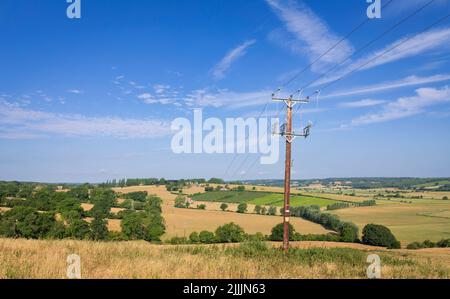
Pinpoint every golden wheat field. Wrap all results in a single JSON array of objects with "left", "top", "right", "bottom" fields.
[
  {"left": 0, "top": 238, "right": 448, "bottom": 279},
  {"left": 112, "top": 185, "right": 331, "bottom": 238}
]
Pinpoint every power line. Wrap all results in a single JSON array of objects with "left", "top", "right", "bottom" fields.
[
  {"left": 306, "top": 12, "right": 450, "bottom": 97},
  {"left": 223, "top": 103, "right": 269, "bottom": 178},
  {"left": 300, "top": 0, "right": 436, "bottom": 92},
  {"left": 274, "top": 0, "right": 395, "bottom": 93}
]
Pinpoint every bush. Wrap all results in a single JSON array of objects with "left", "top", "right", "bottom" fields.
[
  {"left": 197, "top": 204, "right": 206, "bottom": 210},
  {"left": 443, "top": 196, "right": 449, "bottom": 200},
  {"left": 260, "top": 207, "right": 267, "bottom": 215},
  {"left": 174, "top": 196, "right": 189, "bottom": 208},
  {"left": 254, "top": 205, "right": 262, "bottom": 214},
  {"left": 215, "top": 222, "right": 245, "bottom": 243},
  {"left": 327, "top": 202, "right": 350, "bottom": 210},
  {"left": 267, "top": 206, "right": 277, "bottom": 216},
  {"left": 437, "top": 239, "right": 450, "bottom": 247},
  {"left": 199, "top": 231, "right": 216, "bottom": 244},
  {"left": 406, "top": 242, "right": 423, "bottom": 250},
  {"left": 168, "top": 236, "right": 189, "bottom": 245},
  {"left": 338, "top": 222, "right": 359, "bottom": 243},
  {"left": 269, "top": 223, "right": 296, "bottom": 241},
  {"left": 122, "top": 191, "right": 148, "bottom": 202},
  {"left": 220, "top": 203, "right": 228, "bottom": 211},
  {"left": 189, "top": 232, "right": 200, "bottom": 243},
  {"left": 237, "top": 203, "right": 247, "bottom": 213},
  {"left": 362, "top": 224, "right": 401, "bottom": 249},
  {"left": 236, "top": 185, "right": 245, "bottom": 192}
]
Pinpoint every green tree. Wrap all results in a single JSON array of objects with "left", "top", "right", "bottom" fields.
[
  {"left": 260, "top": 207, "right": 267, "bottom": 215},
  {"left": 66, "top": 218, "right": 90, "bottom": 239},
  {"left": 220, "top": 203, "right": 228, "bottom": 211},
  {"left": 215, "top": 222, "right": 245, "bottom": 243},
  {"left": 362, "top": 224, "right": 400, "bottom": 249},
  {"left": 121, "top": 212, "right": 146, "bottom": 240},
  {"left": 269, "top": 223, "right": 296, "bottom": 241},
  {"left": 90, "top": 217, "right": 108, "bottom": 240},
  {"left": 174, "top": 196, "right": 189, "bottom": 208},
  {"left": 0, "top": 206, "right": 56, "bottom": 239},
  {"left": 197, "top": 204, "right": 206, "bottom": 210},
  {"left": 268, "top": 206, "right": 277, "bottom": 216},
  {"left": 254, "top": 205, "right": 262, "bottom": 214},
  {"left": 236, "top": 185, "right": 245, "bottom": 192},
  {"left": 189, "top": 231, "right": 200, "bottom": 243},
  {"left": 237, "top": 203, "right": 247, "bottom": 214},
  {"left": 199, "top": 231, "right": 216, "bottom": 244},
  {"left": 338, "top": 222, "right": 359, "bottom": 242}
]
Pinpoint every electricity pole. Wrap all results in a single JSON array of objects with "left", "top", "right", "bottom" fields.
[{"left": 273, "top": 90, "right": 314, "bottom": 253}]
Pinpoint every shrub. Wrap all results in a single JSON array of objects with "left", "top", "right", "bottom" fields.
[
  {"left": 215, "top": 222, "right": 245, "bottom": 243},
  {"left": 269, "top": 223, "right": 296, "bottom": 241},
  {"left": 236, "top": 185, "right": 245, "bottom": 192},
  {"left": 437, "top": 239, "right": 450, "bottom": 247},
  {"left": 220, "top": 203, "right": 228, "bottom": 211},
  {"left": 406, "top": 242, "right": 424, "bottom": 250},
  {"left": 423, "top": 239, "right": 436, "bottom": 248},
  {"left": 443, "top": 196, "right": 449, "bottom": 200},
  {"left": 267, "top": 206, "right": 277, "bottom": 216},
  {"left": 122, "top": 191, "right": 148, "bottom": 202},
  {"left": 245, "top": 232, "right": 266, "bottom": 242},
  {"left": 327, "top": 202, "right": 350, "bottom": 211},
  {"left": 260, "top": 207, "right": 267, "bottom": 215},
  {"left": 174, "top": 196, "right": 189, "bottom": 208},
  {"left": 189, "top": 232, "right": 200, "bottom": 243},
  {"left": 197, "top": 204, "right": 206, "bottom": 210},
  {"left": 254, "top": 205, "right": 262, "bottom": 214},
  {"left": 168, "top": 236, "right": 189, "bottom": 245},
  {"left": 199, "top": 231, "right": 216, "bottom": 244},
  {"left": 362, "top": 224, "right": 401, "bottom": 249},
  {"left": 237, "top": 203, "right": 247, "bottom": 214},
  {"left": 338, "top": 222, "right": 359, "bottom": 243}
]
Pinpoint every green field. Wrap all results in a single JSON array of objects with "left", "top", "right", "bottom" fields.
[
  {"left": 248, "top": 193, "right": 338, "bottom": 207},
  {"left": 191, "top": 191, "right": 337, "bottom": 208},
  {"left": 191, "top": 191, "right": 268, "bottom": 203}
]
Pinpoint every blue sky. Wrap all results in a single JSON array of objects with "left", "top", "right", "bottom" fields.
[{"left": 1, "top": 0, "right": 450, "bottom": 183}]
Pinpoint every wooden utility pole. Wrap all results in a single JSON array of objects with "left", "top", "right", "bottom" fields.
[
  {"left": 282, "top": 98, "right": 293, "bottom": 252},
  {"left": 273, "top": 91, "right": 314, "bottom": 253}
]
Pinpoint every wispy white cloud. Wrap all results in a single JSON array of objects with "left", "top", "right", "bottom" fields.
[
  {"left": 266, "top": 0, "right": 353, "bottom": 72},
  {"left": 351, "top": 86, "right": 450, "bottom": 125},
  {"left": 67, "top": 89, "right": 84, "bottom": 94},
  {"left": 212, "top": 40, "right": 256, "bottom": 80},
  {"left": 315, "top": 27, "right": 450, "bottom": 87},
  {"left": 322, "top": 74, "right": 450, "bottom": 99},
  {"left": 184, "top": 88, "right": 270, "bottom": 109},
  {"left": 339, "top": 99, "right": 386, "bottom": 108},
  {"left": 0, "top": 100, "right": 170, "bottom": 139}
]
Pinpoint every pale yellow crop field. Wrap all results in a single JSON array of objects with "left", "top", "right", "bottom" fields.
[
  {"left": 329, "top": 201, "right": 450, "bottom": 245},
  {"left": 113, "top": 185, "right": 331, "bottom": 238}
]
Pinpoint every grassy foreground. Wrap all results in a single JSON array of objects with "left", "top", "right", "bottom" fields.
[{"left": 0, "top": 238, "right": 449, "bottom": 279}]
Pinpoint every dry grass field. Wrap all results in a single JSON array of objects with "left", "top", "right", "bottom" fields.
[
  {"left": 112, "top": 185, "right": 331, "bottom": 238},
  {"left": 0, "top": 238, "right": 448, "bottom": 279}
]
